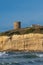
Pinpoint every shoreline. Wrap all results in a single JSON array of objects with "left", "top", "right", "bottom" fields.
[{"left": 0, "top": 50, "right": 43, "bottom": 53}]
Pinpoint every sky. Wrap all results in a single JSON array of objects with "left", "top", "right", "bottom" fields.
[{"left": 0, "top": 0, "right": 43, "bottom": 32}]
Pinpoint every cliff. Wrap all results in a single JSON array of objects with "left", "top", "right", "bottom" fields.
[
  {"left": 0, "top": 33, "right": 43, "bottom": 52},
  {"left": 0, "top": 24, "right": 43, "bottom": 52}
]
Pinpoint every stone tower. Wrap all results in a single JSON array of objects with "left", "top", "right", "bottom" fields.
[{"left": 14, "top": 21, "right": 21, "bottom": 29}]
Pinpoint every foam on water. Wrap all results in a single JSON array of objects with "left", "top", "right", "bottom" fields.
[
  {"left": 35, "top": 53, "right": 43, "bottom": 57},
  {"left": 0, "top": 52, "right": 6, "bottom": 56},
  {"left": 0, "top": 52, "right": 43, "bottom": 65},
  {"left": 0, "top": 51, "right": 43, "bottom": 58}
]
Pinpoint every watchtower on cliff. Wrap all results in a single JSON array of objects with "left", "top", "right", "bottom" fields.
[{"left": 14, "top": 21, "right": 21, "bottom": 29}]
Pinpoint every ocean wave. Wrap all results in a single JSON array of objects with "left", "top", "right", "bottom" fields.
[
  {"left": 35, "top": 53, "right": 43, "bottom": 58},
  {"left": 0, "top": 52, "right": 6, "bottom": 56},
  {"left": 0, "top": 51, "right": 43, "bottom": 58},
  {"left": 0, "top": 62, "right": 21, "bottom": 65},
  {"left": 0, "top": 52, "right": 43, "bottom": 65}
]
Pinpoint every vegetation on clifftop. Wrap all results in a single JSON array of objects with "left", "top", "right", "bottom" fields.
[{"left": 0, "top": 27, "right": 43, "bottom": 36}]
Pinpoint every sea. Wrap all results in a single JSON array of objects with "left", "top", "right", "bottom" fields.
[{"left": 0, "top": 51, "right": 43, "bottom": 65}]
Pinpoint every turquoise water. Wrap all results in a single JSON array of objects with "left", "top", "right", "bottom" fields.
[{"left": 0, "top": 51, "right": 43, "bottom": 65}]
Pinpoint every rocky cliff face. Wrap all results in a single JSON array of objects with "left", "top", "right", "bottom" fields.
[{"left": 0, "top": 33, "right": 43, "bottom": 52}]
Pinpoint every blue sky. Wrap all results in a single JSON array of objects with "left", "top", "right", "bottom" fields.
[{"left": 0, "top": 0, "right": 43, "bottom": 32}]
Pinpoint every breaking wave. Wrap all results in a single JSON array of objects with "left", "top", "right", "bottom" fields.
[
  {"left": 0, "top": 51, "right": 43, "bottom": 58},
  {"left": 0, "top": 52, "right": 6, "bottom": 56},
  {"left": 35, "top": 53, "right": 43, "bottom": 57},
  {"left": 0, "top": 51, "right": 43, "bottom": 65}
]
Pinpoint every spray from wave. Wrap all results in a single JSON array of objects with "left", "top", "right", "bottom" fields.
[
  {"left": 0, "top": 51, "right": 43, "bottom": 58},
  {"left": 0, "top": 52, "right": 6, "bottom": 56},
  {"left": 35, "top": 53, "right": 43, "bottom": 57}
]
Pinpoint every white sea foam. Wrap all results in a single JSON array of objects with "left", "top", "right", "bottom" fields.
[
  {"left": 0, "top": 52, "right": 7, "bottom": 56},
  {"left": 36, "top": 53, "right": 43, "bottom": 57}
]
